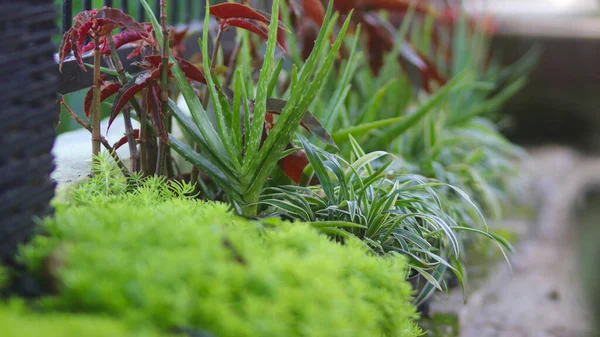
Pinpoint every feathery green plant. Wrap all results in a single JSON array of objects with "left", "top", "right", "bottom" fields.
[
  {"left": 18, "top": 157, "right": 421, "bottom": 337},
  {"left": 0, "top": 300, "right": 166, "bottom": 337}
]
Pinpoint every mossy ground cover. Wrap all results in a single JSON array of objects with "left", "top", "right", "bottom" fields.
[
  {"left": 0, "top": 300, "right": 167, "bottom": 337},
  {"left": 2, "top": 173, "right": 421, "bottom": 337}
]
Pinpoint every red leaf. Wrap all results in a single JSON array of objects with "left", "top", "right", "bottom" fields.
[
  {"left": 300, "top": 0, "right": 325, "bottom": 25},
  {"left": 224, "top": 18, "right": 288, "bottom": 53},
  {"left": 81, "top": 27, "right": 149, "bottom": 55},
  {"left": 209, "top": 3, "right": 270, "bottom": 23},
  {"left": 333, "top": 0, "right": 432, "bottom": 15},
  {"left": 142, "top": 55, "right": 165, "bottom": 69},
  {"left": 362, "top": 14, "right": 394, "bottom": 74},
  {"left": 94, "top": 8, "right": 148, "bottom": 36},
  {"left": 113, "top": 129, "right": 140, "bottom": 151},
  {"left": 127, "top": 46, "right": 144, "bottom": 59},
  {"left": 59, "top": 8, "right": 146, "bottom": 71},
  {"left": 177, "top": 58, "right": 208, "bottom": 84},
  {"left": 210, "top": 3, "right": 288, "bottom": 53},
  {"left": 300, "top": 22, "right": 319, "bottom": 61},
  {"left": 170, "top": 26, "right": 190, "bottom": 56},
  {"left": 71, "top": 21, "right": 94, "bottom": 70},
  {"left": 84, "top": 80, "right": 122, "bottom": 119},
  {"left": 58, "top": 28, "right": 74, "bottom": 71},
  {"left": 278, "top": 146, "right": 310, "bottom": 184},
  {"left": 362, "top": 13, "right": 446, "bottom": 92},
  {"left": 109, "top": 68, "right": 161, "bottom": 131},
  {"left": 144, "top": 55, "right": 207, "bottom": 84},
  {"left": 397, "top": 41, "right": 447, "bottom": 93}
]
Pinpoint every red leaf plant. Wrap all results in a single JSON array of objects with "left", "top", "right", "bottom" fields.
[
  {"left": 109, "top": 55, "right": 208, "bottom": 142},
  {"left": 58, "top": 7, "right": 148, "bottom": 71}
]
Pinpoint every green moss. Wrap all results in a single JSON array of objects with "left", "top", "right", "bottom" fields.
[
  {"left": 0, "top": 300, "right": 166, "bottom": 337},
  {"left": 18, "top": 174, "right": 420, "bottom": 337}
]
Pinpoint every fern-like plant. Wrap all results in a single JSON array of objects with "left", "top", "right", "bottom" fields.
[{"left": 18, "top": 159, "right": 421, "bottom": 337}]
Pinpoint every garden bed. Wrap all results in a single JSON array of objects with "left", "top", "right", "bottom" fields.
[{"left": 1, "top": 0, "right": 540, "bottom": 336}]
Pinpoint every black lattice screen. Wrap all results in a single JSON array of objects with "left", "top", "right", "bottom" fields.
[{"left": 0, "top": 0, "right": 58, "bottom": 262}]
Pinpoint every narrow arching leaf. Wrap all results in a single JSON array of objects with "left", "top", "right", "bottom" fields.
[
  {"left": 376, "top": 70, "right": 469, "bottom": 144},
  {"left": 264, "top": 98, "right": 337, "bottom": 149},
  {"left": 169, "top": 136, "right": 242, "bottom": 203},
  {"left": 332, "top": 116, "right": 405, "bottom": 143},
  {"left": 298, "top": 135, "right": 334, "bottom": 198}
]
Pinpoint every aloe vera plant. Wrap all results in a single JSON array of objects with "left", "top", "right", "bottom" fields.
[{"left": 149, "top": 0, "right": 352, "bottom": 216}]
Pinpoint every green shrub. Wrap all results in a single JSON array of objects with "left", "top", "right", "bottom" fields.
[
  {"left": 0, "top": 300, "right": 165, "bottom": 337},
  {"left": 19, "top": 174, "right": 420, "bottom": 337}
]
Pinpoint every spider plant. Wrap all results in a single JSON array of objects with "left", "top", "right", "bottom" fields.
[
  {"left": 261, "top": 135, "right": 513, "bottom": 305},
  {"left": 295, "top": 3, "right": 538, "bottom": 220}
]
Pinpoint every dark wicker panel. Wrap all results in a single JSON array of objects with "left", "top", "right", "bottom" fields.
[{"left": 0, "top": 0, "right": 58, "bottom": 263}]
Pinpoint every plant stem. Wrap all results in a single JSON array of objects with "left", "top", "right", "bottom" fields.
[
  {"left": 60, "top": 97, "right": 129, "bottom": 176},
  {"left": 211, "top": 28, "right": 224, "bottom": 70},
  {"left": 106, "top": 34, "right": 139, "bottom": 173},
  {"left": 91, "top": 37, "right": 102, "bottom": 171},
  {"left": 224, "top": 38, "right": 242, "bottom": 88},
  {"left": 156, "top": 0, "right": 170, "bottom": 176},
  {"left": 140, "top": 90, "right": 149, "bottom": 175}
]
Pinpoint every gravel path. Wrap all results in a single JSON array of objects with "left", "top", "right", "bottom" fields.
[{"left": 429, "top": 146, "right": 597, "bottom": 337}]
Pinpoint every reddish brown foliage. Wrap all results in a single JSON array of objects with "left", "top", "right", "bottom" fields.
[
  {"left": 209, "top": 3, "right": 289, "bottom": 53},
  {"left": 83, "top": 77, "right": 121, "bottom": 119},
  {"left": 59, "top": 8, "right": 148, "bottom": 71}
]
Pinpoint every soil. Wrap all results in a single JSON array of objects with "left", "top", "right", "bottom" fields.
[{"left": 426, "top": 146, "right": 598, "bottom": 337}]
